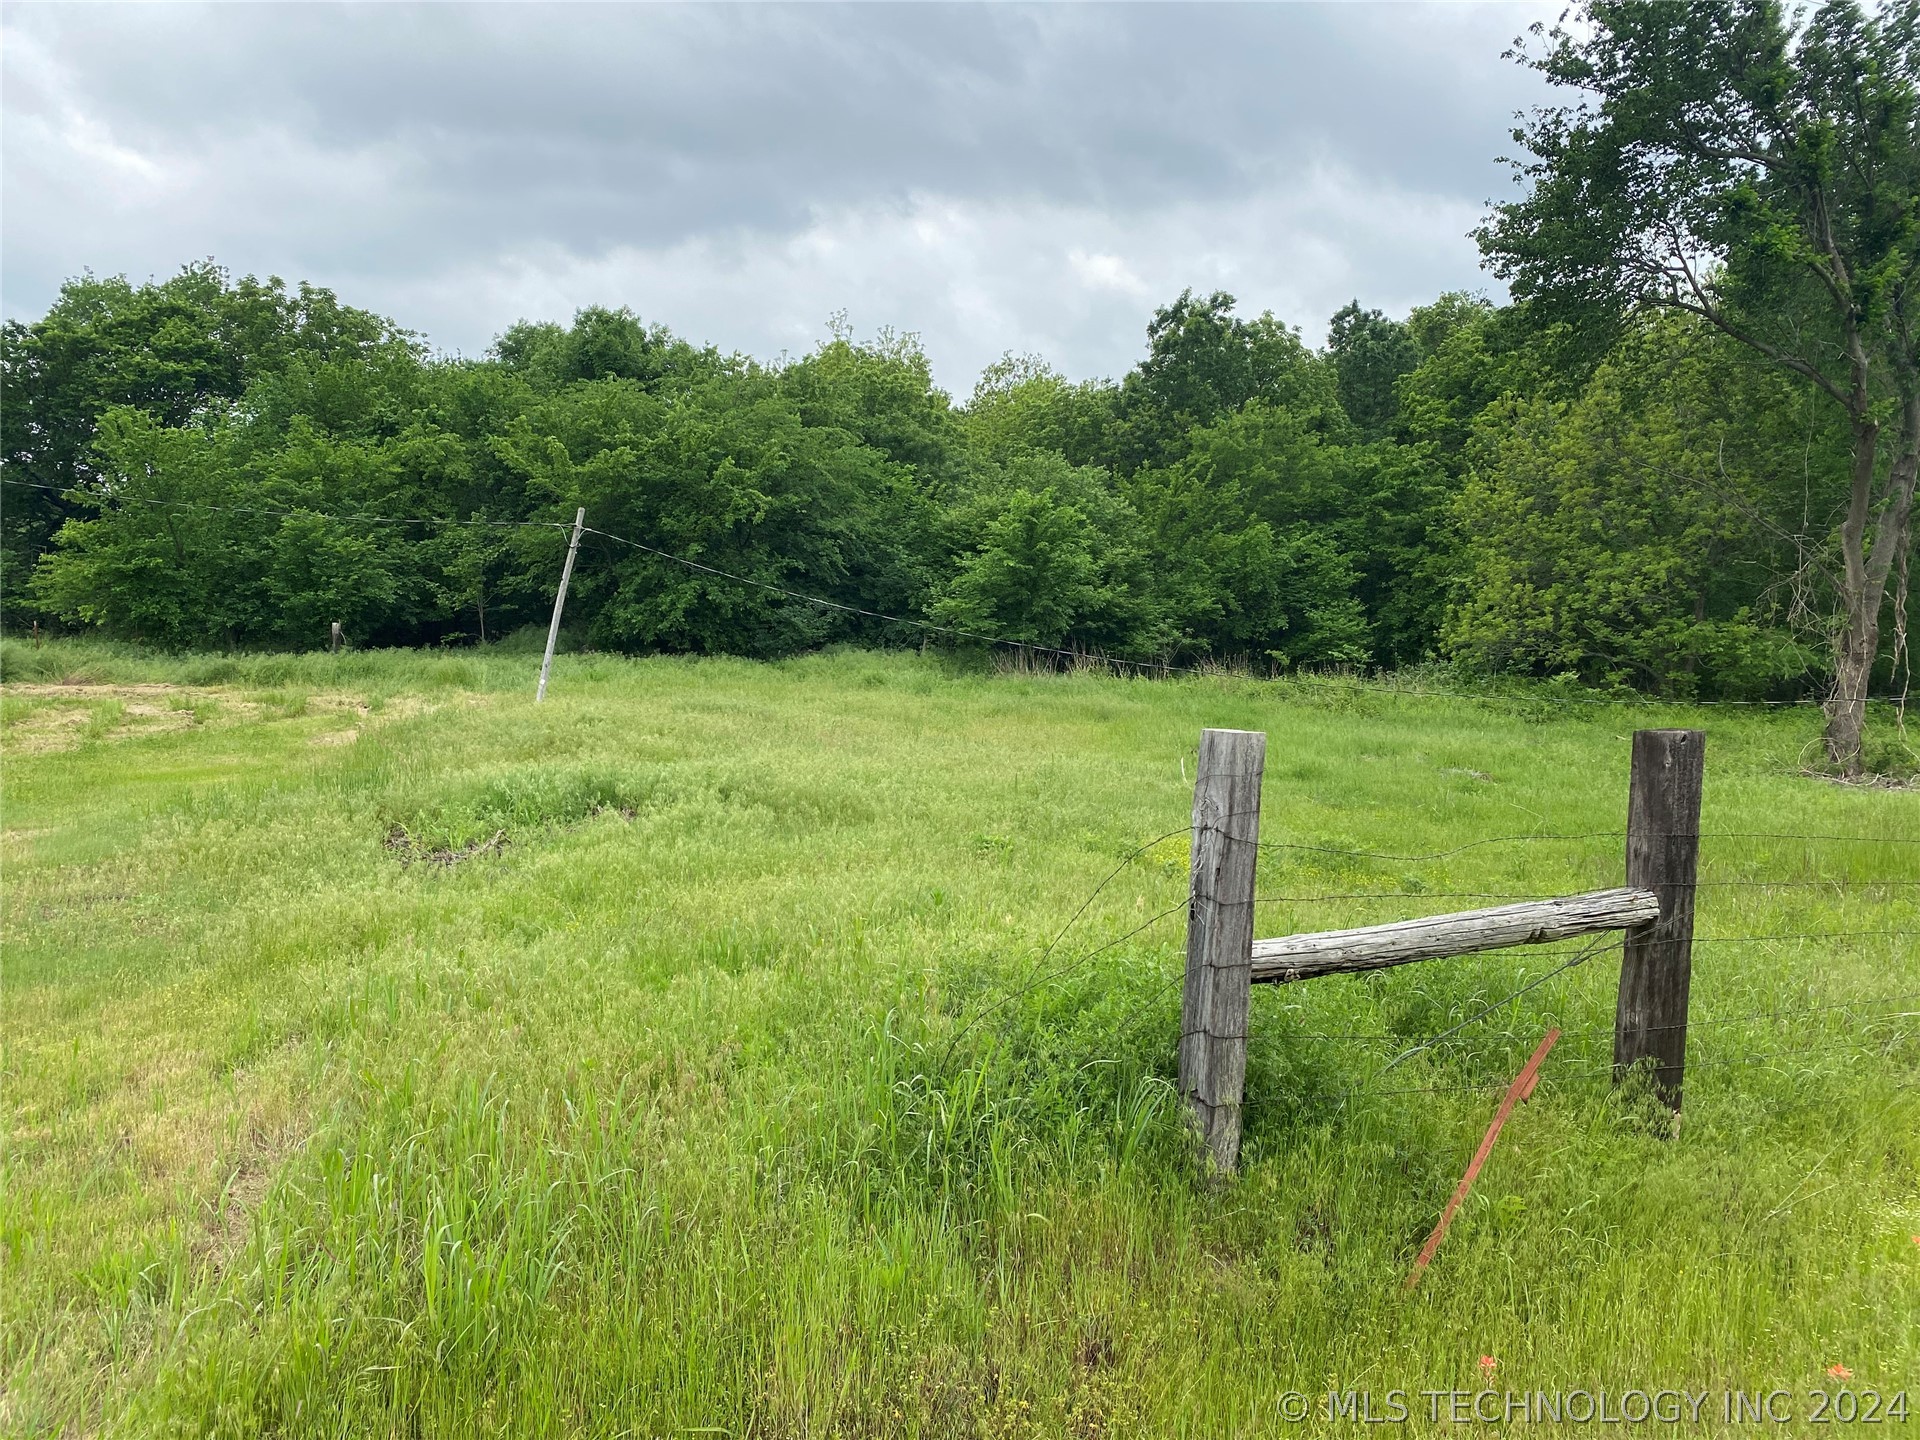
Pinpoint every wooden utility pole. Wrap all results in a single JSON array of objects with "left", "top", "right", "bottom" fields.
[
  {"left": 536, "top": 508, "right": 587, "bottom": 704},
  {"left": 1613, "top": 729, "right": 1705, "bottom": 1111},
  {"left": 1178, "top": 727, "right": 1265, "bottom": 1175}
]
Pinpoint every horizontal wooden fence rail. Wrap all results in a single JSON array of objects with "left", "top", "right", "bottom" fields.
[{"left": 1249, "top": 888, "right": 1661, "bottom": 984}]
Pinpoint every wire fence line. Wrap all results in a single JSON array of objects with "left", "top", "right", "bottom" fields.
[
  {"left": 1266, "top": 993, "right": 1920, "bottom": 1046},
  {"left": 1688, "top": 929, "right": 1919, "bottom": 944},
  {"left": 945, "top": 912, "right": 1913, "bottom": 1104},
  {"left": 1554, "top": 1047, "right": 1917, "bottom": 1073},
  {"left": 583, "top": 521, "right": 1208, "bottom": 679},
  {"left": 1254, "top": 830, "right": 1920, "bottom": 865},
  {"left": 1253, "top": 884, "right": 1919, "bottom": 906},
  {"left": 1373, "top": 936, "right": 1627, "bottom": 1080},
  {"left": 1255, "top": 1023, "right": 1919, "bottom": 1103},
  {"left": 930, "top": 810, "right": 1916, "bottom": 1123},
  {"left": 948, "top": 821, "right": 1914, "bottom": 1033}
]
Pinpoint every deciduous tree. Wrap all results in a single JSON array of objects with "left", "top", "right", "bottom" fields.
[{"left": 1480, "top": 0, "right": 1920, "bottom": 770}]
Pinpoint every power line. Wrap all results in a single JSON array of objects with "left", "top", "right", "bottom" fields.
[
  {"left": 13, "top": 475, "right": 1911, "bottom": 706},
  {"left": 582, "top": 522, "right": 1210, "bottom": 678}
]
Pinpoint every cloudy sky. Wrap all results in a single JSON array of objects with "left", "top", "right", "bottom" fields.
[{"left": 2, "top": 2, "right": 1553, "bottom": 391}]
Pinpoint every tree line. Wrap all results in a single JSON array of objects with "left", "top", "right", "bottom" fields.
[{"left": 2, "top": 0, "right": 1914, "bottom": 771}]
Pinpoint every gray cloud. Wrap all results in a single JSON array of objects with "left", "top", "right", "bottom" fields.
[{"left": 2, "top": 2, "right": 1554, "bottom": 389}]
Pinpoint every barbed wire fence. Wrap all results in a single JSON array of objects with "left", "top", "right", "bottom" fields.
[{"left": 938, "top": 805, "right": 1917, "bottom": 1142}]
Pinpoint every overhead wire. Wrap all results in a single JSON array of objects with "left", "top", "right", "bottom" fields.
[{"left": 13, "top": 475, "right": 1913, "bottom": 706}]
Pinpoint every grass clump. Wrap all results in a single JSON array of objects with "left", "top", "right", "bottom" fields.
[{"left": 378, "top": 761, "right": 666, "bottom": 855}]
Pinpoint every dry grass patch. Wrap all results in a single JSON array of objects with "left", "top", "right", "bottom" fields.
[{"left": 0, "top": 683, "right": 460, "bottom": 754}]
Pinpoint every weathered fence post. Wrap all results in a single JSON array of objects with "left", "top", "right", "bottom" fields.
[
  {"left": 1613, "top": 728, "right": 1705, "bottom": 1112},
  {"left": 330, "top": 621, "right": 342, "bottom": 654},
  {"left": 1178, "top": 728, "right": 1265, "bottom": 1174}
]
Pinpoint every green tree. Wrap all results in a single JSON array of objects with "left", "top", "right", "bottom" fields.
[
  {"left": 491, "top": 307, "right": 718, "bottom": 391},
  {"left": 497, "top": 366, "right": 931, "bottom": 657},
  {"left": 1131, "top": 457, "right": 1371, "bottom": 668},
  {"left": 931, "top": 453, "right": 1158, "bottom": 655},
  {"left": 778, "top": 323, "right": 962, "bottom": 492},
  {"left": 1446, "top": 318, "right": 1828, "bottom": 693},
  {"left": 1, "top": 263, "right": 395, "bottom": 624},
  {"left": 1107, "top": 290, "right": 1337, "bottom": 472},
  {"left": 1479, "top": 0, "right": 1920, "bottom": 770},
  {"left": 957, "top": 354, "right": 1117, "bottom": 469},
  {"left": 30, "top": 410, "right": 266, "bottom": 645},
  {"left": 1327, "top": 300, "right": 1421, "bottom": 440},
  {"left": 1396, "top": 300, "right": 1554, "bottom": 465},
  {"left": 1148, "top": 401, "right": 1442, "bottom": 663}
]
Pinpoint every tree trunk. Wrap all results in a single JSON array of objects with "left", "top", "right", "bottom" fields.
[
  {"left": 1825, "top": 611, "right": 1878, "bottom": 774},
  {"left": 1825, "top": 400, "right": 1920, "bottom": 775}
]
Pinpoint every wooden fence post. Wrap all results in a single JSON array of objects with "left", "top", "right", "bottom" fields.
[
  {"left": 1178, "top": 728, "right": 1265, "bottom": 1174},
  {"left": 330, "top": 621, "right": 342, "bottom": 654},
  {"left": 1613, "top": 728, "right": 1705, "bottom": 1112}
]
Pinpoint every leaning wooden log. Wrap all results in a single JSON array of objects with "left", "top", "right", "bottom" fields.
[{"left": 1250, "top": 887, "right": 1661, "bottom": 985}]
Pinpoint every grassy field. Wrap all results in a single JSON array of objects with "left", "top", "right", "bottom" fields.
[{"left": 3, "top": 640, "right": 1916, "bottom": 1437}]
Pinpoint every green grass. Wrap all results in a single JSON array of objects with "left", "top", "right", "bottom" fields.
[{"left": 3, "top": 641, "right": 1916, "bottom": 1437}]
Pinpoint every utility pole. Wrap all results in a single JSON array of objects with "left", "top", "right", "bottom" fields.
[{"left": 536, "top": 508, "right": 587, "bottom": 703}]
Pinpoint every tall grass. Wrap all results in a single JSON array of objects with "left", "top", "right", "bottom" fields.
[{"left": 2, "top": 641, "right": 1915, "bottom": 1436}]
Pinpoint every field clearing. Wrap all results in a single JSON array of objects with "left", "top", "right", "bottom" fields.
[{"left": 2, "top": 641, "right": 1916, "bottom": 1437}]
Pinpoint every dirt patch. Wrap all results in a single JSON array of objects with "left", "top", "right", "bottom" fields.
[
  {"left": 200, "top": 1114, "right": 307, "bottom": 1276},
  {"left": 385, "top": 825, "right": 511, "bottom": 868}
]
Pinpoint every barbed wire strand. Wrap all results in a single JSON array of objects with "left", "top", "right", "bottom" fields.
[
  {"left": 1255, "top": 831, "right": 1920, "bottom": 864},
  {"left": 939, "top": 898, "right": 1189, "bottom": 1069},
  {"left": 1368, "top": 935, "right": 1626, "bottom": 1083},
  {"left": 1556, "top": 1047, "right": 1917, "bottom": 1073},
  {"left": 1253, "top": 880, "right": 1919, "bottom": 905},
  {"left": 1257, "top": 995, "right": 1920, "bottom": 1047}
]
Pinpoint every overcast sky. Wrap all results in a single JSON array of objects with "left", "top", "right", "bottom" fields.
[{"left": 2, "top": 2, "right": 1554, "bottom": 392}]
